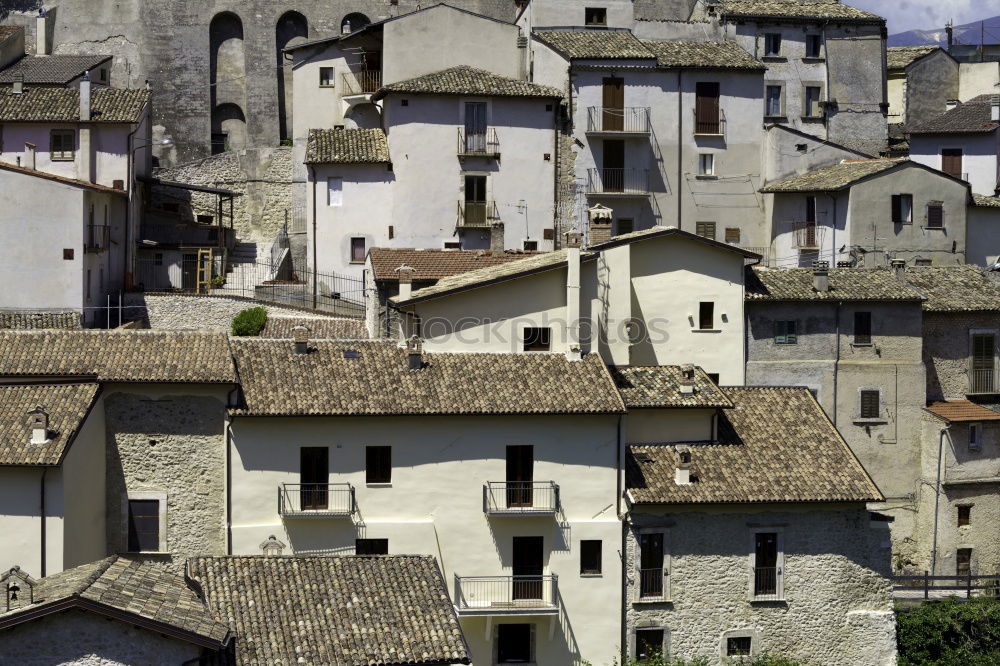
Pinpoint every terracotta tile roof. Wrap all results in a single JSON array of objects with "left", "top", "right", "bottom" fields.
[
  {"left": 261, "top": 316, "right": 367, "bottom": 340},
  {"left": 533, "top": 30, "right": 655, "bottom": 60},
  {"left": 188, "top": 555, "right": 471, "bottom": 666},
  {"left": 641, "top": 40, "right": 765, "bottom": 70},
  {"left": 746, "top": 266, "right": 924, "bottom": 302},
  {"left": 0, "top": 55, "right": 111, "bottom": 85},
  {"left": 369, "top": 248, "right": 543, "bottom": 282},
  {"left": 0, "top": 161, "right": 126, "bottom": 195},
  {"left": 972, "top": 194, "right": 1000, "bottom": 207},
  {"left": 230, "top": 339, "right": 625, "bottom": 416},
  {"left": 903, "top": 265, "right": 1000, "bottom": 312},
  {"left": 0, "top": 556, "right": 230, "bottom": 647},
  {"left": 373, "top": 66, "right": 561, "bottom": 100},
  {"left": 0, "top": 86, "right": 149, "bottom": 122},
  {"left": 909, "top": 95, "right": 999, "bottom": 135},
  {"left": 718, "top": 0, "right": 883, "bottom": 23},
  {"left": 0, "top": 382, "right": 99, "bottom": 466},
  {"left": 610, "top": 366, "right": 734, "bottom": 409},
  {"left": 626, "top": 386, "right": 884, "bottom": 504},
  {"left": 0, "top": 330, "right": 237, "bottom": 383},
  {"left": 925, "top": 400, "right": 1000, "bottom": 423},
  {"left": 0, "top": 311, "right": 81, "bottom": 329},
  {"left": 304, "top": 128, "right": 390, "bottom": 164},
  {"left": 887, "top": 46, "right": 942, "bottom": 70},
  {"left": 760, "top": 158, "right": 905, "bottom": 192}
]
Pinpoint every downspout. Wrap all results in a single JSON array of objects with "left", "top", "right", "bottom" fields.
[
  {"left": 930, "top": 424, "right": 952, "bottom": 575},
  {"left": 553, "top": 92, "right": 560, "bottom": 247},
  {"left": 308, "top": 165, "right": 318, "bottom": 309},
  {"left": 617, "top": 412, "right": 626, "bottom": 666},
  {"left": 124, "top": 120, "right": 143, "bottom": 289},
  {"left": 566, "top": 63, "right": 573, "bottom": 243},
  {"left": 226, "top": 384, "right": 239, "bottom": 556},
  {"left": 677, "top": 69, "right": 683, "bottom": 230},
  {"left": 40, "top": 468, "right": 47, "bottom": 577},
  {"left": 833, "top": 301, "right": 842, "bottom": 426}
]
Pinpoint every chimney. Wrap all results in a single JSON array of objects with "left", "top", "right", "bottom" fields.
[
  {"left": 292, "top": 325, "right": 309, "bottom": 354},
  {"left": 946, "top": 99, "right": 960, "bottom": 112},
  {"left": 28, "top": 405, "right": 49, "bottom": 445},
  {"left": 587, "top": 204, "right": 613, "bottom": 245},
  {"left": 490, "top": 222, "right": 505, "bottom": 254},
  {"left": 812, "top": 260, "right": 830, "bottom": 293},
  {"left": 406, "top": 335, "right": 423, "bottom": 370},
  {"left": 395, "top": 264, "right": 415, "bottom": 301},
  {"left": 890, "top": 258, "right": 906, "bottom": 280},
  {"left": 565, "top": 229, "right": 582, "bottom": 361},
  {"left": 674, "top": 446, "right": 692, "bottom": 486},
  {"left": 23, "top": 142, "right": 35, "bottom": 170},
  {"left": 12, "top": 74, "right": 23, "bottom": 95},
  {"left": 946, "top": 22, "right": 954, "bottom": 51},
  {"left": 36, "top": 8, "right": 48, "bottom": 56},
  {"left": 259, "top": 535, "right": 286, "bottom": 557},
  {"left": 79, "top": 72, "right": 91, "bottom": 121},
  {"left": 678, "top": 364, "right": 696, "bottom": 394},
  {"left": 78, "top": 72, "right": 93, "bottom": 182}
]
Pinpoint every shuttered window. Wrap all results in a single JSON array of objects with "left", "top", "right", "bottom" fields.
[
  {"left": 860, "top": 390, "right": 880, "bottom": 419},
  {"left": 957, "top": 548, "right": 972, "bottom": 577},
  {"left": 725, "top": 227, "right": 741, "bottom": 244},
  {"left": 695, "top": 82, "right": 720, "bottom": 134},
  {"left": 854, "top": 311, "right": 872, "bottom": 344},
  {"left": 50, "top": 129, "right": 75, "bottom": 161},
  {"left": 927, "top": 202, "right": 944, "bottom": 229},
  {"left": 892, "top": 194, "right": 913, "bottom": 224},
  {"left": 366, "top": 446, "right": 391, "bottom": 484},
  {"left": 774, "top": 320, "right": 797, "bottom": 344},
  {"left": 941, "top": 149, "right": 963, "bottom": 180},
  {"left": 127, "top": 500, "right": 160, "bottom": 552},
  {"left": 695, "top": 221, "right": 716, "bottom": 240},
  {"left": 580, "top": 540, "right": 602, "bottom": 575}
]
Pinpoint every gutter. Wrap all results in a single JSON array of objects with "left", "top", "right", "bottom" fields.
[
  {"left": 833, "top": 300, "right": 842, "bottom": 426},
  {"left": 677, "top": 69, "right": 683, "bottom": 230},
  {"left": 930, "top": 423, "right": 952, "bottom": 575}
]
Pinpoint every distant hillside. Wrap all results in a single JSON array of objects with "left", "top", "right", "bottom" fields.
[{"left": 889, "top": 15, "right": 1000, "bottom": 47}]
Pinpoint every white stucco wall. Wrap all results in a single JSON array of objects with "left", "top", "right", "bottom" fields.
[
  {"left": 0, "top": 122, "right": 134, "bottom": 187},
  {"left": 910, "top": 132, "right": 998, "bottom": 196},
  {"left": 60, "top": 398, "right": 107, "bottom": 570},
  {"left": 0, "top": 466, "right": 64, "bottom": 576},
  {"left": 959, "top": 62, "right": 1000, "bottom": 102}
]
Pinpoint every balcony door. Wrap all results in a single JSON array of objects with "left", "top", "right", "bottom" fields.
[
  {"left": 464, "top": 175, "right": 487, "bottom": 226},
  {"left": 973, "top": 333, "right": 995, "bottom": 393},
  {"left": 512, "top": 536, "right": 543, "bottom": 600},
  {"left": 602, "top": 77, "right": 624, "bottom": 131},
  {"left": 754, "top": 532, "right": 779, "bottom": 596},
  {"left": 300, "top": 447, "right": 328, "bottom": 511},
  {"left": 506, "top": 445, "right": 533, "bottom": 508},
  {"left": 695, "top": 81, "right": 720, "bottom": 134},
  {"left": 942, "top": 149, "right": 963, "bottom": 180},
  {"left": 603, "top": 140, "right": 625, "bottom": 193},
  {"left": 465, "top": 102, "right": 487, "bottom": 153}
]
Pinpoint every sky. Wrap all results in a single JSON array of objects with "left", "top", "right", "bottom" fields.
[{"left": 850, "top": 0, "right": 1000, "bottom": 35}]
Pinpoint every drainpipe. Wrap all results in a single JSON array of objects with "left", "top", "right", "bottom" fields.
[
  {"left": 553, "top": 91, "right": 560, "bottom": 248},
  {"left": 930, "top": 424, "right": 952, "bottom": 575},
  {"left": 40, "top": 468, "right": 47, "bottom": 577},
  {"left": 617, "top": 412, "right": 626, "bottom": 666},
  {"left": 677, "top": 69, "right": 683, "bottom": 230},
  {"left": 226, "top": 384, "right": 239, "bottom": 555},
  {"left": 833, "top": 301, "right": 842, "bottom": 426},
  {"left": 308, "top": 165, "right": 318, "bottom": 309}
]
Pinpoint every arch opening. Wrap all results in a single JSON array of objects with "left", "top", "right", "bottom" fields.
[{"left": 276, "top": 11, "right": 308, "bottom": 142}]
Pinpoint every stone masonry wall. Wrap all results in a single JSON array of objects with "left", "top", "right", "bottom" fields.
[
  {"left": 0, "top": 608, "right": 202, "bottom": 665},
  {"left": 924, "top": 312, "right": 1000, "bottom": 401},
  {"left": 626, "top": 506, "right": 896, "bottom": 666},
  {"left": 122, "top": 292, "right": 352, "bottom": 330},
  {"left": 104, "top": 392, "right": 227, "bottom": 572}
]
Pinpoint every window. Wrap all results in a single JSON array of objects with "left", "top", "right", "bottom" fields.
[
  {"left": 707, "top": 372, "right": 720, "bottom": 384},
  {"left": 366, "top": 446, "right": 391, "bottom": 484},
  {"left": 355, "top": 538, "right": 389, "bottom": 555},
  {"left": 725, "top": 227, "right": 741, "bottom": 244},
  {"left": 99, "top": 67, "right": 108, "bottom": 82},
  {"left": 319, "top": 66, "right": 335, "bottom": 87},
  {"left": 127, "top": 499, "right": 160, "bottom": 553},
  {"left": 695, "top": 222, "right": 716, "bottom": 240},
  {"left": 580, "top": 540, "right": 602, "bottom": 575},
  {"left": 63, "top": 248, "right": 74, "bottom": 260},
  {"left": 638, "top": 532, "right": 665, "bottom": 598},
  {"left": 752, "top": 531, "right": 781, "bottom": 598},
  {"left": 300, "top": 447, "right": 329, "bottom": 511},
  {"left": 774, "top": 320, "right": 797, "bottom": 344},
  {"left": 892, "top": 194, "right": 913, "bottom": 224},
  {"left": 957, "top": 548, "right": 972, "bottom": 577},
  {"left": 635, "top": 628, "right": 665, "bottom": 662},
  {"left": 854, "top": 311, "right": 872, "bottom": 344},
  {"left": 350, "top": 237, "right": 366, "bottom": 263},
  {"left": 327, "top": 176, "right": 343, "bottom": 206},
  {"left": 805, "top": 34, "right": 823, "bottom": 58},
  {"left": 958, "top": 505, "right": 971, "bottom": 527},
  {"left": 927, "top": 202, "right": 944, "bottom": 229},
  {"left": 803, "top": 86, "right": 822, "bottom": 118},
  {"left": 695, "top": 82, "right": 720, "bottom": 134},
  {"left": 860, "top": 389, "right": 880, "bottom": 419},
  {"left": 765, "top": 85, "right": 783, "bottom": 117},
  {"left": 727, "top": 636, "right": 753, "bottom": 657},
  {"left": 443, "top": 240, "right": 461, "bottom": 249},
  {"left": 497, "top": 624, "right": 533, "bottom": 664},
  {"left": 698, "top": 153, "right": 715, "bottom": 176},
  {"left": 763, "top": 33, "right": 782, "bottom": 57},
  {"left": 50, "top": 129, "right": 75, "bottom": 161},
  {"left": 699, "top": 301, "right": 714, "bottom": 330},
  {"left": 972, "top": 333, "right": 995, "bottom": 394},
  {"left": 523, "top": 327, "right": 550, "bottom": 352},
  {"left": 969, "top": 423, "right": 982, "bottom": 451},
  {"left": 806, "top": 195, "right": 817, "bottom": 222},
  {"left": 616, "top": 218, "right": 634, "bottom": 236},
  {"left": 584, "top": 7, "right": 607, "bottom": 26},
  {"left": 523, "top": 240, "right": 538, "bottom": 251},
  {"left": 941, "top": 149, "right": 963, "bottom": 180}
]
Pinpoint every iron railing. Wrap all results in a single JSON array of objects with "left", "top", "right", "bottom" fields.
[
  {"left": 789, "top": 221, "right": 825, "bottom": 251},
  {"left": 457, "top": 200, "right": 500, "bottom": 228},
  {"left": 586, "top": 106, "right": 650, "bottom": 133},
  {"left": 341, "top": 69, "right": 382, "bottom": 95},
  {"left": 483, "top": 481, "right": 560, "bottom": 515},
  {"left": 893, "top": 571, "right": 1000, "bottom": 603},
  {"left": 693, "top": 107, "right": 727, "bottom": 136},
  {"left": 639, "top": 567, "right": 666, "bottom": 599},
  {"left": 753, "top": 566, "right": 779, "bottom": 598},
  {"left": 85, "top": 224, "right": 111, "bottom": 253},
  {"left": 586, "top": 168, "right": 650, "bottom": 195},
  {"left": 278, "top": 483, "right": 355, "bottom": 517},
  {"left": 454, "top": 575, "right": 559, "bottom": 613},
  {"left": 970, "top": 368, "right": 997, "bottom": 394},
  {"left": 457, "top": 127, "right": 500, "bottom": 156}
]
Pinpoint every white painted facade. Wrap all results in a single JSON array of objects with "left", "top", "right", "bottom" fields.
[{"left": 910, "top": 130, "right": 999, "bottom": 196}]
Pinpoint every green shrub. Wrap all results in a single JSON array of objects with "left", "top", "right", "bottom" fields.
[
  {"left": 231, "top": 306, "right": 267, "bottom": 336},
  {"left": 898, "top": 597, "right": 1000, "bottom": 665},
  {"left": 211, "top": 275, "right": 226, "bottom": 288}
]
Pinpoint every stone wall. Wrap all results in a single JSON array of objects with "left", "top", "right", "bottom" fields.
[
  {"left": 104, "top": 391, "right": 227, "bottom": 571},
  {"left": 924, "top": 312, "right": 1000, "bottom": 401},
  {"left": 0, "top": 608, "right": 202, "bottom": 665},
  {"left": 626, "top": 505, "right": 896, "bottom": 666},
  {"left": 122, "top": 292, "right": 355, "bottom": 330}
]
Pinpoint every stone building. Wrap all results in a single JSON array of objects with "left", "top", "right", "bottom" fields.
[{"left": 886, "top": 46, "right": 959, "bottom": 129}]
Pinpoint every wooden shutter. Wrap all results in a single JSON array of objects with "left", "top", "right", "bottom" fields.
[
  {"left": 366, "top": 446, "right": 391, "bottom": 483},
  {"left": 941, "top": 149, "right": 963, "bottom": 179},
  {"left": 927, "top": 202, "right": 944, "bottom": 228},
  {"left": 695, "top": 82, "right": 720, "bottom": 134},
  {"left": 300, "top": 447, "right": 329, "bottom": 510},
  {"left": 695, "top": 222, "right": 716, "bottom": 239},
  {"left": 602, "top": 77, "right": 624, "bottom": 130},
  {"left": 860, "top": 390, "right": 880, "bottom": 418},
  {"left": 891, "top": 195, "right": 901, "bottom": 223},
  {"left": 127, "top": 500, "right": 159, "bottom": 552}
]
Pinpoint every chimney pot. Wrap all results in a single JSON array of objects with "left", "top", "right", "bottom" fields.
[
  {"left": 946, "top": 99, "right": 959, "bottom": 112},
  {"left": 675, "top": 446, "right": 692, "bottom": 485},
  {"left": 12, "top": 74, "right": 23, "bottom": 94},
  {"left": 812, "top": 260, "right": 830, "bottom": 293},
  {"left": 79, "top": 74, "right": 91, "bottom": 122},
  {"left": 292, "top": 325, "right": 309, "bottom": 354},
  {"left": 406, "top": 335, "right": 423, "bottom": 370},
  {"left": 395, "top": 264, "right": 415, "bottom": 301},
  {"left": 890, "top": 258, "right": 906, "bottom": 280},
  {"left": 28, "top": 405, "right": 49, "bottom": 445},
  {"left": 678, "top": 364, "right": 697, "bottom": 394},
  {"left": 23, "top": 142, "right": 35, "bottom": 170}
]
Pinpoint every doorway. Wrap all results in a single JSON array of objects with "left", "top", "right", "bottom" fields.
[{"left": 512, "top": 536, "right": 543, "bottom": 600}]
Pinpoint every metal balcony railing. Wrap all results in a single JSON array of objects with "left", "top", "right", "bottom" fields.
[
  {"left": 586, "top": 168, "right": 650, "bottom": 195},
  {"left": 483, "top": 481, "right": 560, "bottom": 515},
  {"left": 788, "top": 221, "right": 825, "bottom": 251},
  {"left": 278, "top": 483, "right": 355, "bottom": 517},
  {"left": 754, "top": 566, "right": 780, "bottom": 599},
  {"left": 457, "top": 128, "right": 500, "bottom": 156},
  {"left": 970, "top": 368, "right": 997, "bottom": 394},
  {"left": 85, "top": 224, "right": 110, "bottom": 253},
  {"left": 340, "top": 69, "right": 382, "bottom": 96},
  {"left": 454, "top": 575, "right": 559, "bottom": 614},
  {"left": 457, "top": 200, "right": 500, "bottom": 228},
  {"left": 693, "top": 107, "right": 727, "bottom": 136},
  {"left": 586, "top": 106, "right": 650, "bottom": 134},
  {"left": 639, "top": 567, "right": 666, "bottom": 599}
]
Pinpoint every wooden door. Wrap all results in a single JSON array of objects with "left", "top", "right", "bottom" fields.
[
  {"left": 602, "top": 140, "right": 625, "bottom": 192},
  {"left": 300, "top": 447, "right": 329, "bottom": 510},
  {"left": 464, "top": 175, "right": 487, "bottom": 225},
  {"left": 506, "top": 445, "right": 534, "bottom": 507},
  {"left": 942, "top": 149, "right": 963, "bottom": 179},
  {"left": 695, "top": 82, "right": 720, "bottom": 134},
  {"left": 602, "top": 77, "right": 624, "bottom": 131},
  {"left": 465, "top": 102, "right": 487, "bottom": 152},
  {"left": 512, "top": 536, "right": 543, "bottom": 600}
]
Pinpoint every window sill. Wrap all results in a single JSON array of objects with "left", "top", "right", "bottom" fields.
[
  {"left": 693, "top": 132, "right": 725, "bottom": 137},
  {"left": 692, "top": 328, "right": 722, "bottom": 333},
  {"left": 349, "top": 260, "right": 365, "bottom": 264},
  {"left": 124, "top": 550, "right": 171, "bottom": 556},
  {"left": 801, "top": 57, "right": 826, "bottom": 63},
  {"left": 319, "top": 84, "right": 336, "bottom": 88},
  {"left": 922, "top": 226, "right": 946, "bottom": 231},
  {"left": 633, "top": 597, "right": 672, "bottom": 605},
  {"left": 366, "top": 482, "right": 392, "bottom": 488},
  {"left": 761, "top": 56, "right": 787, "bottom": 62},
  {"left": 51, "top": 157, "right": 75, "bottom": 162},
  {"left": 695, "top": 174, "right": 719, "bottom": 180},
  {"left": 853, "top": 417, "right": 887, "bottom": 425},
  {"left": 580, "top": 573, "right": 603, "bottom": 578},
  {"left": 851, "top": 343, "right": 873, "bottom": 348},
  {"left": 750, "top": 597, "right": 787, "bottom": 605}
]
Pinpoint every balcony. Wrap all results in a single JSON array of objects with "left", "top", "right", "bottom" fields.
[
  {"left": 483, "top": 481, "right": 560, "bottom": 516},
  {"left": 85, "top": 224, "right": 110, "bottom": 253},
  {"left": 586, "top": 106, "right": 650, "bottom": 135},
  {"left": 454, "top": 575, "right": 559, "bottom": 615},
  {"left": 970, "top": 369, "right": 997, "bottom": 394},
  {"left": 586, "top": 168, "right": 650, "bottom": 196},
  {"left": 693, "top": 108, "right": 727, "bottom": 137},
  {"left": 278, "top": 483, "right": 355, "bottom": 518},
  {"left": 457, "top": 128, "right": 500, "bottom": 158},
  {"left": 341, "top": 69, "right": 382, "bottom": 96},
  {"left": 753, "top": 566, "right": 781, "bottom": 600},
  {"left": 638, "top": 567, "right": 667, "bottom": 600},
  {"left": 788, "top": 221, "right": 826, "bottom": 251},
  {"left": 457, "top": 200, "right": 500, "bottom": 228}
]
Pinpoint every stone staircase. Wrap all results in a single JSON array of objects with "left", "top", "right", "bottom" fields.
[{"left": 216, "top": 242, "right": 272, "bottom": 295}]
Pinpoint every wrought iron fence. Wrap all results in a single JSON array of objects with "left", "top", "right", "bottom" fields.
[
  {"left": 457, "top": 200, "right": 500, "bottom": 228},
  {"left": 278, "top": 483, "right": 355, "bottom": 517},
  {"left": 454, "top": 575, "right": 559, "bottom": 611},
  {"left": 789, "top": 221, "right": 825, "bottom": 251},
  {"left": 586, "top": 168, "right": 650, "bottom": 195},
  {"left": 639, "top": 567, "right": 665, "bottom": 599},
  {"left": 341, "top": 69, "right": 382, "bottom": 95},
  {"left": 754, "top": 566, "right": 779, "bottom": 598},
  {"left": 483, "top": 481, "right": 560, "bottom": 515},
  {"left": 693, "top": 107, "right": 727, "bottom": 136},
  {"left": 586, "top": 106, "right": 650, "bottom": 133},
  {"left": 970, "top": 368, "right": 996, "bottom": 394},
  {"left": 893, "top": 572, "right": 1000, "bottom": 602},
  {"left": 458, "top": 127, "right": 500, "bottom": 155}
]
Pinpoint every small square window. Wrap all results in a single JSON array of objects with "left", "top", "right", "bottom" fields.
[
  {"left": 805, "top": 34, "right": 823, "bottom": 58},
  {"left": 443, "top": 240, "right": 461, "bottom": 249},
  {"left": 727, "top": 636, "right": 752, "bottom": 657},
  {"left": 523, "top": 240, "right": 538, "bottom": 251},
  {"left": 401, "top": 99, "right": 409, "bottom": 106},
  {"left": 699, "top": 301, "right": 714, "bottom": 330},
  {"left": 350, "top": 237, "right": 366, "bottom": 263},
  {"left": 774, "top": 320, "right": 797, "bottom": 344},
  {"left": 616, "top": 218, "right": 634, "bottom": 236},
  {"left": 927, "top": 202, "right": 944, "bottom": 229},
  {"left": 635, "top": 628, "right": 665, "bottom": 662},
  {"left": 915, "top": 259, "right": 932, "bottom": 266},
  {"left": 725, "top": 227, "right": 741, "bottom": 244},
  {"left": 695, "top": 221, "right": 716, "bottom": 240},
  {"left": 319, "top": 66, "right": 335, "bottom": 87},
  {"left": 860, "top": 389, "right": 880, "bottom": 419},
  {"left": 958, "top": 505, "right": 971, "bottom": 527},
  {"left": 698, "top": 153, "right": 715, "bottom": 176},
  {"left": 523, "top": 327, "right": 551, "bottom": 352},
  {"left": 892, "top": 194, "right": 914, "bottom": 224},
  {"left": 764, "top": 33, "right": 782, "bottom": 57},
  {"left": 366, "top": 446, "right": 391, "bottom": 484},
  {"left": 356, "top": 538, "right": 389, "bottom": 555},
  {"left": 585, "top": 7, "right": 607, "bottom": 26},
  {"left": 580, "top": 540, "right": 602, "bottom": 575},
  {"left": 63, "top": 248, "right": 74, "bottom": 260}
]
